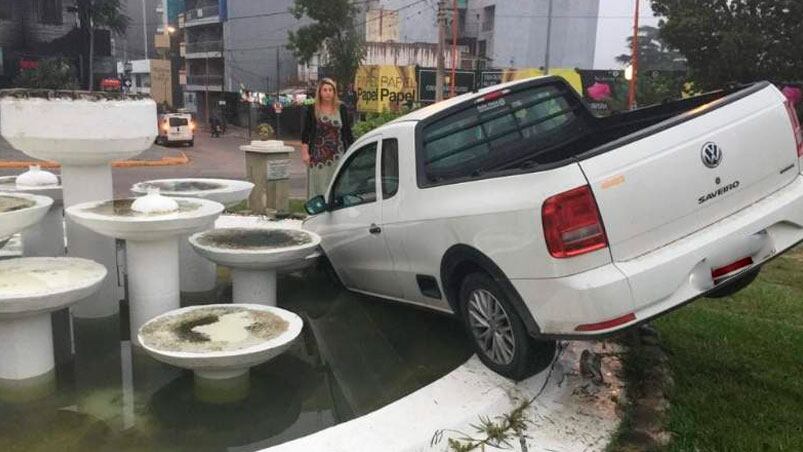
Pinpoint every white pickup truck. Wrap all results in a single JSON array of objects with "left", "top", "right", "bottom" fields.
[{"left": 303, "top": 77, "right": 803, "bottom": 379}]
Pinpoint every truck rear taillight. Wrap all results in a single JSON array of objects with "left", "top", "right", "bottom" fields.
[
  {"left": 542, "top": 185, "right": 608, "bottom": 258},
  {"left": 784, "top": 99, "right": 803, "bottom": 157}
]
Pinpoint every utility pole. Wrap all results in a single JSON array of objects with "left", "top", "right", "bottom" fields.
[
  {"left": 204, "top": 55, "right": 210, "bottom": 124},
  {"left": 449, "top": 0, "right": 458, "bottom": 98},
  {"left": 435, "top": 1, "right": 446, "bottom": 102},
  {"left": 141, "top": 0, "right": 149, "bottom": 59},
  {"left": 627, "top": 0, "right": 640, "bottom": 110},
  {"left": 543, "top": 0, "right": 554, "bottom": 74},
  {"left": 275, "top": 46, "right": 281, "bottom": 138}
]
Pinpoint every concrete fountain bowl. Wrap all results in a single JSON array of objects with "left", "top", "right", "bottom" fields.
[
  {"left": 0, "top": 191, "right": 53, "bottom": 239},
  {"left": 131, "top": 178, "right": 255, "bottom": 295},
  {"left": 0, "top": 167, "right": 65, "bottom": 257},
  {"left": 138, "top": 304, "right": 303, "bottom": 380},
  {"left": 65, "top": 195, "right": 224, "bottom": 241},
  {"left": 0, "top": 91, "right": 157, "bottom": 165},
  {"left": 131, "top": 178, "right": 255, "bottom": 208},
  {"left": 189, "top": 228, "right": 321, "bottom": 305},
  {"left": 0, "top": 258, "right": 106, "bottom": 384},
  {"left": 65, "top": 190, "right": 225, "bottom": 344}
]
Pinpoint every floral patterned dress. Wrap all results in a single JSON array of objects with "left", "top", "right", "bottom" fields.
[{"left": 308, "top": 109, "right": 345, "bottom": 198}]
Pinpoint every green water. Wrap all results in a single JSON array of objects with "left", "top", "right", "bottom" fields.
[{"left": 0, "top": 271, "right": 471, "bottom": 451}]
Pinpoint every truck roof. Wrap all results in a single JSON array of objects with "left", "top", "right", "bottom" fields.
[{"left": 388, "top": 75, "right": 560, "bottom": 124}]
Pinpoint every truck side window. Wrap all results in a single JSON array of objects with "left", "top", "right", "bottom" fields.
[
  {"left": 381, "top": 138, "right": 399, "bottom": 199},
  {"left": 421, "top": 83, "right": 586, "bottom": 185},
  {"left": 330, "top": 142, "right": 377, "bottom": 209}
]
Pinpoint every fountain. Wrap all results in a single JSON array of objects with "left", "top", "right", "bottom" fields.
[
  {"left": 130, "top": 178, "right": 254, "bottom": 296},
  {"left": 65, "top": 188, "right": 224, "bottom": 345},
  {"left": 0, "top": 167, "right": 64, "bottom": 257},
  {"left": 0, "top": 191, "right": 53, "bottom": 239},
  {"left": 138, "top": 304, "right": 302, "bottom": 402},
  {"left": 0, "top": 90, "right": 157, "bottom": 318},
  {"left": 0, "top": 258, "right": 106, "bottom": 386},
  {"left": 188, "top": 228, "right": 321, "bottom": 305}
]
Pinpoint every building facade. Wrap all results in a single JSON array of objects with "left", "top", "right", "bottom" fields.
[
  {"left": 0, "top": 0, "right": 116, "bottom": 88},
  {"left": 459, "top": 0, "right": 600, "bottom": 70}
]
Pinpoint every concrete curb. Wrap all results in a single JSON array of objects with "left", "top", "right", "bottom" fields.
[
  {"left": 613, "top": 325, "right": 675, "bottom": 450},
  {"left": 264, "top": 342, "right": 623, "bottom": 452},
  {"left": 0, "top": 152, "right": 189, "bottom": 169}
]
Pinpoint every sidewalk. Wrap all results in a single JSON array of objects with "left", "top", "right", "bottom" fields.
[{"left": 0, "top": 139, "right": 188, "bottom": 173}]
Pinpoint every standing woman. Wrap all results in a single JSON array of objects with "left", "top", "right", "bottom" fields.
[{"left": 301, "top": 78, "right": 355, "bottom": 199}]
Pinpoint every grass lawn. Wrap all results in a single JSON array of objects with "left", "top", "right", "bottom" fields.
[{"left": 654, "top": 244, "right": 803, "bottom": 450}]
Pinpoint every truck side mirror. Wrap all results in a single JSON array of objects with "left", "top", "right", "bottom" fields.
[{"left": 305, "top": 195, "right": 328, "bottom": 215}]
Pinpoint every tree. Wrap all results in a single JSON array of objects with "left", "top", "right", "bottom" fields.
[
  {"left": 74, "top": 0, "right": 130, "bottom": 90},
  {"left": 13, "top": 58, "right": 80, "bottom": 90},
  {"left": 615, "top": 26, "right": 686, "bottom": 71},
  {"left": 287, "top": 0, "right": 365, "bottom": 92},
  {"left": 651, "top": 0, "right": 803, "bottom": 91},
  {"left": 616, "top": 25, "right": 688, "bottom": 106}
]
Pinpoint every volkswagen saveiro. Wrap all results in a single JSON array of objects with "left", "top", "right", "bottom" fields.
[{"left": 303, "top": 76, "right": 803, "bottom": 379}]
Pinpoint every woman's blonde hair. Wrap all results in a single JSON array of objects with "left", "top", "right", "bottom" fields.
[{"left": 314, "top": 78, "right": 340, "bottom": 118}]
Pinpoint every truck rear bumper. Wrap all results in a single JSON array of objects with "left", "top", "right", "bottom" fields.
[{"left": 513, "top": 175, "right": 803, "bottom": 336}]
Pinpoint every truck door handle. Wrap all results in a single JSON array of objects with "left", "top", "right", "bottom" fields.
[{"left": 369, "top": 224, "right": 382, "bottom": 234}]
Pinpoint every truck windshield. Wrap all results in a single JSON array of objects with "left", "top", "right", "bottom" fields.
[{"left": 421, "top": 83, "right": 588, "bottom": 185}]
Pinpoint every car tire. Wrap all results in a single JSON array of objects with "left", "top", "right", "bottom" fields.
[
  {"left": 706, "top": 267, "right": 760, "bottom": 299},
  {"left": 188, "top": 140, "right": 194, "bottom": 147},
  {"left": 459, "top": 272, "right": 555, "bottom": 380}
]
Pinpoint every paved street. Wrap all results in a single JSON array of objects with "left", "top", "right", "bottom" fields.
[{"left": 0, "top": 127, "right": 309, "bottom": 200}]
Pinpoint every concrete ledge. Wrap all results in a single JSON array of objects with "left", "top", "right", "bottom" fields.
[
  {"left": 0, "top": 152, "right": 189, "bottom": 169},
  {"left": 266, "top": 343, "right": 622, "bottom": 452}
]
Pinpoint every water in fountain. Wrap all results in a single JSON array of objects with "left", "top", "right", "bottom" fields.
[{"left": 0, "top": 270, "right": 472, "bottom": 451}]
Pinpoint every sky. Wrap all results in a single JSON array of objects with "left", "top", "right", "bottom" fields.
[{"left": 594, "top": 0, "right": 660, "bottom": 69}]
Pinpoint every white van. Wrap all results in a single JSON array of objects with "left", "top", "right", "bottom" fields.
[{"left": 157, "top": 113, "right": 194, "bottom": 146}]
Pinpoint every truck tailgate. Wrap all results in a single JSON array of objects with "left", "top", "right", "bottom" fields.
[{"left": 580, "top": 85, "right": 800, "bottom": 262}]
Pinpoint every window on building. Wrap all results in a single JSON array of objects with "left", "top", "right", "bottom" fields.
[
  {"left": 478, "top": 40, "right": 487, "bottom": 58},
  {"left": 35, "top": 0, "right": 63, "bottom": 25},
  {"left": 481, "top": 5, "right": 494, "bottom": 32},
  {"left": 141, "top": 74, "right": 151, "bottom": 88}
]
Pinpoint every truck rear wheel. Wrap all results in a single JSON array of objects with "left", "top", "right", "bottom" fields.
[{"left": 459, "top": 272, "right": 555, "bottom": 380}]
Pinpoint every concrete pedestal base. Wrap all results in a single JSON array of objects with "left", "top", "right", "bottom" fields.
[
  {"left": 0, "top": 369, "right": 56, "bottom": 403},
  {"left": 179, "top": 233, "right": 217, "bottom": 294},
  {"left": 127, "top": 238, "right": 180, "bottom": 346},
  {"left": 62, "top": 164, "right": 119, "bottom": 319},
  {"left": 0, "top": 314, "right": 55, "bottom": 380},
  {"left": 194, "top": 370, "right": 250, "bottom": 404},
  {"left": 231, "top": 269, "right": 277, "bottom": 305}
]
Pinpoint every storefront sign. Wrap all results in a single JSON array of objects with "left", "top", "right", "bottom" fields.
[{"left": 355, "top": 65, "right": 416, "bottom": 113}]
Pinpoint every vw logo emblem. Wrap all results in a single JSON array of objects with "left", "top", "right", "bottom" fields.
[{"left": 701, "top": 142, "right": 723, "bottom": 168}]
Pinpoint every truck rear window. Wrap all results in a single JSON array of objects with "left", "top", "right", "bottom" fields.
[
  {"left": 421, "top": 83, "right": 588, "bottom": 185},
  {"left": 169, "top": 117, "right": 189, "bottom": 127}
]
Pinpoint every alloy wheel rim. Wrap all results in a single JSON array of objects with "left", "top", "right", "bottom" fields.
[{"left": 467, "top": 289, "right": 516, "bottom": 365}]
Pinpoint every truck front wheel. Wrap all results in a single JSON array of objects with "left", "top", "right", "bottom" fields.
[{"left": 459, "top": 272, "right": 555, "bottom": 380}]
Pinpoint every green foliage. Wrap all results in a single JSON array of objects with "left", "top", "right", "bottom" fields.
[
  {"left": 654, "top": 244, "right": 803, "bottom": 450},
  {"left": 255, "top": 123, "right": 275, "bottom": 141},
  {"left": 287, "top": 0, "right": 365, "bottom": 90},
  {"left": 353, "top": 110, "right": 411, "bottom": 138},
  {"left": 652, "top": 0, "right": 803, "bottom": 90},
  {"left": 615, "top": 26, "right": 686, "bottom": 71},
  {"left": 614, "top": 25, "right": 688, "bottom": 106},
  {"left": 13, "top": 58, "right": 80, "bottom": 90},
  {"left": 90, "top": 0, "right": 130, "bottom": 35}
]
